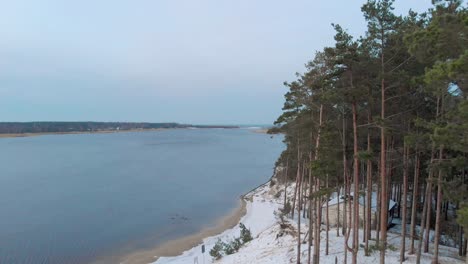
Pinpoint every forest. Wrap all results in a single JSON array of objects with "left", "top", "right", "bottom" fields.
[
  {"left": 271, "top": 0, "right": 467, "bottom": 264},
  {"left": 0, "top": 122, "right": 238, "bottom": 134},
  {"left": 0, "top": 122, "right": 185, "bottom": 134}
]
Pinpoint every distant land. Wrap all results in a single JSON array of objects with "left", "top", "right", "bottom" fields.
[{"left": 0, "top": 122, "right": 239, "bottom": 137}]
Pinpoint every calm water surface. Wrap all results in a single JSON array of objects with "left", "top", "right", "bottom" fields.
[{"left": 0, "top": 129, "right": 283, "bottom": 264}]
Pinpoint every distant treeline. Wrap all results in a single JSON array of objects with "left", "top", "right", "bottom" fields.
[{"left": 0, "top": 122, "right": 238, "bottom": 134}]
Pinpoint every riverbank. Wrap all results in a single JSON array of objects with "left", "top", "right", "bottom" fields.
[
  {"left": 0, "top": 128, "right": 170, "bottom": 138},
  {"left": 144, "top": 173, "right": 464, "bottom": 264},
  {"left": 0, "top": 126, "right": 241, "bottom": 139},
  {"left": 252, "top": 129, "right": 269, "bottom": 134},
  {"left": 103, "top": 199, "right": 247, "bottom": 264},
  {"left": 149, "top": 177, "right": 282, "bottom": 264}
]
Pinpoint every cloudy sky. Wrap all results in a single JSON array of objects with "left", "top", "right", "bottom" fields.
[{"left": 0, "top": 0, "right": 433, "bottom": 124}]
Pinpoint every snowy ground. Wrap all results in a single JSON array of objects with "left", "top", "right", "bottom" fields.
[{"left": 153, "top": 179, "right": 465, "bottom": 264}]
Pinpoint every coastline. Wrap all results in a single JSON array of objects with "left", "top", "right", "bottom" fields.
[
  {"left": 91, "top": 199, "right": 248, "bottom": 264},
  {"left": 137, "top": 171, "right": 465, "bottom": 264},
  {"left": 0, "top": 126, "right": 242, "bottom": 139},
  {"left": 152, "top": 176, "right": 281, "bottom": 264},
  {"left": 252, "top": 129, "right": 269, "bottom": 134},
  {"left": 0, "top": 128, "right": 171, "bottom": 139},
  {"left": 101, "top": 177, "right": 274, "bottom": 264}
]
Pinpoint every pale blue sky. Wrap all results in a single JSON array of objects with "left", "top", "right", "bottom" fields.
[{"left": 0, "top": 0, "right": 432, "bottom": 124}]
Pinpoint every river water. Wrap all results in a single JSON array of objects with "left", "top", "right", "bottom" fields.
[{"left": 0, "top": 128, "right": 283, "bottom": 264}]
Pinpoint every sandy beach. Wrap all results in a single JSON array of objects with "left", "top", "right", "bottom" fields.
[
  {"left": 90, "top": 199, "right": 247, "bottom": 264},
  {"left": 95, "top": 177, "right": 274, "bottom": 264},
  {"left": 252, "top": 129, "right": 269, "bottom": 134}
]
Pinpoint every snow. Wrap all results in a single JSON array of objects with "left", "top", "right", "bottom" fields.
[
  {"left": 328, "top": 192, "right": 397, "bottom": 212},
  {"left": 390, "top": 218, "right": 457, "bottom": 248},
  {"left": 152, "top": 179, "right": 464, "bottom": 264},
  {"left": 153, "top": 184, "right": 282, "bottom": 264}
]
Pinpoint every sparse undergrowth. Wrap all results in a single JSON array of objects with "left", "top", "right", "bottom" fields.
[{"left": 209, "top": 222, "right": 253, "bottom": 260}]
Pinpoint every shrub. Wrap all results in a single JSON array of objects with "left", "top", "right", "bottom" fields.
[
  {"left": 223, "top": 240, "right": 235, "bottom": 255},
  {"left": 209, "top": 223, "right": 253, "bottom": 260},
  {"left": 388, "top": 244, "right": 398, "bottom": 251},
  {"left": 232, "top": 237, "right": 242, "bottom": 251},
  {"left": 209, "top": 239, "right": 224, "bottom": 260},
  {"left": 239, "top": 222, "right": 253, "bottom": 243}
]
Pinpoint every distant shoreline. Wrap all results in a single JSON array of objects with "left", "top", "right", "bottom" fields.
[
  {"left": 0, "top": 128, "right": 169, "bottom": 138},
  {"left": 0, "top": 126, "right": 241, "bottom": 139},
  {"left": 252, "top": 128, "right": 269, "bottom": 134}
]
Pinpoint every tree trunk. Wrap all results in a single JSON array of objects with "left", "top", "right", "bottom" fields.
[
  {"left": 365, "top": 122, "right": 372, "bottom": 256},
  {"left": 400, "top": 144, "right": 409, "bottom": 263},
  {"left": 377, "top": 163, "right": 381, "bottom": 246},
  {"left": 409, "top": 151, "right": 420, "bottom": 254},
  {"left": 342, "top": 111, "right": 348, "bottom": 237},
  {"left": 337, "top": 186, "right": 341, "bottom": 237},
  {"left": 352, "top": 102, "right": 359, "bottom": 264},
  {"left": 343, "top": 109, "right": 350, "bottom": 264},
  {"left": 308, "top": 153, "right": 313, "bottom": 264},
  {"left": 464, "top": 236, "right": 467, "bottom": 256},
  {"left": 297, "top": 165, "right": 303, "bottom": 264},
  {"left": 314, "top": 180, "right": 321, "bottom": 264},
  {"left": 284, "top": 159, "right": 289, "bottom": 209},
  {"left": 424, "top": 183, "right": 432, "bottom": 253},
  {"left": 417, "top": 178, "right": 432, "bottom": 264},
  {"left": 302, "top": 164, "right": 307, "bottom": 218},
  {"left": 313, "top": 104, "right": 324, "bottom": 264},
  {"left": 433, "top": 146, "right": 444, "bottom": 264},
  {"left": 345, "top": 172, "right": 353, "bottom": 264},
  {"left": 326, "top": 174, "right": 330, "bottom": 256},
  {"left": 362, "top": 161, "right": 366, "bottom": 243},
  {"left": 292, "top": 150, "right": 301, "bottom": 219},
  {"left": 379, "top": 27, "right": 388, "bottom": 264}
]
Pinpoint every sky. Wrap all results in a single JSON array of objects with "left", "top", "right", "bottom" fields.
[{"left": 0, "top": 0, "right": 433, "bottom": 125}]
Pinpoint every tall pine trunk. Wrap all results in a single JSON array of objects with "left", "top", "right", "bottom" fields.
[
  {"left": 417, "top": 175, "right": 432, "bottom": 264},
  {"left": 424, "top": 184, "right": 432, "bottom": 253},
  {"left": 326, "top": 174, "right": 330, "bottom": 256},
  {"left": 342, "top": 111, "right": 348, "bottom": 236},
  {"left": 302, "top": 164, "right": 307, "bottom": 218},
  {"left": 400, "top": 144, "right": 409, "bottom": 263},
  {"left": 297, "top": 164, "right": 303, "bottom": 264},
  {"left": 342, "top": 109, "right": 350, "bottom": 264},
  {"left": 433, "top": 146, "right": 444, "bottom": 264},
  {"left": 308, "top": 153, "right": 314, "bottom": 264},
  {"left": 365, "top": 113, "right": 372, "bottom": 256},
  {"left": 409, "top": 151, "right": 420, "bottom": 254},
  {"left": 337, "top": 186, "right": 341, "bottom": 237},
  {"left": 352, "top": 102, "right": 360, "bottom": 264},
  {"left": 379, "top": 25, "right": 388, "bottom": 264},
  {"left": 292, "top": 149, "right": 301, "bottom": 219},
  {"left": 313, "top": 104, "right": 323, "bottom": 264},
  {"left": 284, "top": 159, "right": 289, "bottom": 209}
]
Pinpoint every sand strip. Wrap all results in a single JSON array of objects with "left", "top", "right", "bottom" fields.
[
  {"left": 0, "top": 129, "right": 171, "bottom": 138},
  {"left": 91, "top": 198, "right": 247, "bottom": 264}
]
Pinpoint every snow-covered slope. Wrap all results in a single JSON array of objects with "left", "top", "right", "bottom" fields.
[{"left": 153, "top": 180, "right": 464, "bottom": 264}]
